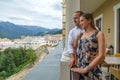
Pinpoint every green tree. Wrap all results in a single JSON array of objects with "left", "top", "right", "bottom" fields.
[{"left": 0, "top": 47, "right": 37, "bottom": 78}]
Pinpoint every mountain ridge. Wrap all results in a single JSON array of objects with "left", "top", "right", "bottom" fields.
[{"left": 0, "top": 21, "right": 62, "bottom": 39}]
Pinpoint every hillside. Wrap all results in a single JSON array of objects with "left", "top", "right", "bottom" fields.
[{"left": 0, "top": 21, "right": 62, "bottom": 39}]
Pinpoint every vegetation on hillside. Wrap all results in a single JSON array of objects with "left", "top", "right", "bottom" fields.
[{"left": 0, "top": 47, "right": 37, "bottom": 79}]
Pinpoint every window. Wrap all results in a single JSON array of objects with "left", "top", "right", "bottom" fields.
[
  {"left": 96, "top": 18, "right": 101, "bottom": 31},
  {"left": 94, "top": 14, "right": 103, "bottom": 31}
]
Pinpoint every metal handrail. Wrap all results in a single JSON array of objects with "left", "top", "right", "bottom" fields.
[{"left": 70, "top": 70, "right": 79, "bottom": 80}]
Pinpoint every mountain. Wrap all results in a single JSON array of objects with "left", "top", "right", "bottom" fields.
[
  {"left": 0, "top": 22, "right": 33, "bottom": 39},
  {"left": 35, "top": 28, "right": 62, "bottom": 36},
  {"left": 22, "top": 25, "right": 50, "bottom": 34},
  {"left": 0, "top": 21, "right": 62, "bottom": 39}
]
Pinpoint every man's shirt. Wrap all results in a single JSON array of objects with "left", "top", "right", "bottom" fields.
[{"left": 67, "top": 26, "right": 84, "bottom": 54}]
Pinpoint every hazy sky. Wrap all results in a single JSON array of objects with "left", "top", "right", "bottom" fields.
[{"left": 0, "top": 0, "right": 62, "bottom": 29}]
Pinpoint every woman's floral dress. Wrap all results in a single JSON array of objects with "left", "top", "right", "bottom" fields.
[{"left": 77, "top": 31, "right": 102, "bottom": 80}]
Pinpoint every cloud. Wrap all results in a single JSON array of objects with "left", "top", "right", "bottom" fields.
[
  {"left": 52, "top": 2, "right": 62, "bottom": 11},
  {"left": 0, "top": 0, "right": 62, "bottom": 29}
]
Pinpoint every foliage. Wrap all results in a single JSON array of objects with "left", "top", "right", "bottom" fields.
[{"left": 0, "top": 47, "right": 37, "bottom": 79}]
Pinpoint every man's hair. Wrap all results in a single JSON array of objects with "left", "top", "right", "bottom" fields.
[{"left": 74, "top": 11, "right": 84, "bottom": 16}]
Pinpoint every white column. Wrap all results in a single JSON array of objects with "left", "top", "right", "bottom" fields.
[
  {"left": 61, "top": 0, "right": 80, "bottom": 61},
  {"left": 60, "top": 1, "right": 81, "bottom": 80},
  {"left": 65, "top": 0, "right": 80, "bottom": 49}
]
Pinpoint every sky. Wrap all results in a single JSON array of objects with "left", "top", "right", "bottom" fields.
[{"left": 0, "top": 0, "right": 62, "bottom": 29}]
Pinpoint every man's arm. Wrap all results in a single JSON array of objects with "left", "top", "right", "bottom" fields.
[
  {"left": 68, "top": 30, "right": 75, "bottom": 68},
  {"left": 68, "top": 30, "right": 74, "bottom": 54}
]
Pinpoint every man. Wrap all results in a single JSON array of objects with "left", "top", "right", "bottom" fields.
[{"left": 67, "top": 11, "right": 84, "bottom": 68}]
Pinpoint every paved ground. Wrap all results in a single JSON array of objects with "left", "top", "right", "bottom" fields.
[{"left": 22, "top": 43, "right": 63, "bottom": 80}]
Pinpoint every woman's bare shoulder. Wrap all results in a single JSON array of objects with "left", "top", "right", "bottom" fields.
[{"left": 96, "top": 31, "right": 105, "bottom": 38}]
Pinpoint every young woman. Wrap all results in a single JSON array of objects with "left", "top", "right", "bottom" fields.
[{"left": 71, "top": 13, "right": 106, "bottom": 80}]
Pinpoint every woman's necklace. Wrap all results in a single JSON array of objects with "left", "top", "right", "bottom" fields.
[
  {"left": 84, "top": 32, "right": 91, "bottom": 39},
  {"left": 83, "top": 30, "right": 95, "bottom": 39}
]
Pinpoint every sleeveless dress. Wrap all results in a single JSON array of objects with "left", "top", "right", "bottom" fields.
[{"left": 77, "top": 31, "right": 102, "bottom": 80}]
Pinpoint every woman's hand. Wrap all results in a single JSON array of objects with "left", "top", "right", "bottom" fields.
[{"left": 71, "top": 67, "right": 88, "bottom": 74}]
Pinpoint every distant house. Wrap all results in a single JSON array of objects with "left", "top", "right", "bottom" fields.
[
  {"left": 0, "top": 38, "right": 14, "bottom": 50},
  {"left": 44, "top": 34, "right": 62, "bottom": 46}
]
